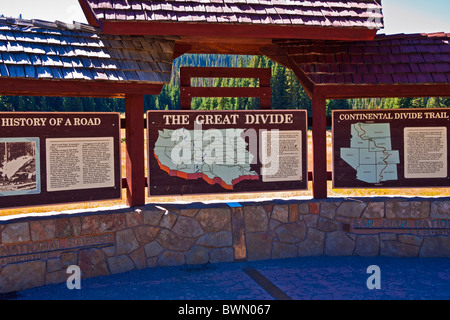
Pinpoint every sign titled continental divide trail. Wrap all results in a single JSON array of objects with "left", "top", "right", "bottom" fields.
[
  {"left": 333, "top": 108, "right": 449, "bottom": 189},
  {"left": 147, "top": 110, "right": 308, "bottom": 196},
  {"left": 0, "top": 112, "right": 121, "bottom": 209}
]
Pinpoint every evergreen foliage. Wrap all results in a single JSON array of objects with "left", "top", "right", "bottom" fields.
[{"left": 1, "top": 54, "right": 448, "bottom": 113}]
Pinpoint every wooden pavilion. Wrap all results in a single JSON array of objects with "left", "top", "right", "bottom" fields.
[{"left": 0, "top": 0, "right": 449, "bottom": 207}]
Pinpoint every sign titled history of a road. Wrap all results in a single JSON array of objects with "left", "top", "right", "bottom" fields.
[
  {"left": 147, "top": 110, "right": 308, "bottom": 196},
  {"left": 333, "top": 108, "right": 449, "bottom": 188},
  {"left": 0, "top": 113, "right": 121, "bottom": 208}
]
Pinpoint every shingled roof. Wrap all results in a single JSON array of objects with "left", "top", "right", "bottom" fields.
[
  {"left": 79, "top": 0, "right": 383, "bottom": 41},
  {"left": 81, "top": 0, "right": 383, "bottom": 29},
  {"left": 281, "top": 33, "right": 450, "bottom": 95},
  {"left": 0, "top": 17, "right": 174, "bottom": 84}
]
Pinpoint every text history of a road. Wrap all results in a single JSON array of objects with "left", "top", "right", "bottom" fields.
[{"left": 0, "top": 113, "right": 121, "bottom": 208}]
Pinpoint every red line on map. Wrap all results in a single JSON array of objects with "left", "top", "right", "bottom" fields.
[
  {"left": 356, "top": 123, "right": 390, "bottom": 183},
  {"left": 154, "top": 150, "right": 259, "bottom": 190}
]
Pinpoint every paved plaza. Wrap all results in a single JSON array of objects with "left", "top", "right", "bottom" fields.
[{"left": 9, "top": 256, "right": 450, "bottom": 300}]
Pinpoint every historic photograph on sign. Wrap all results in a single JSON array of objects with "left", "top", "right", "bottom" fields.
[
  {"left": 0, "top": 138, "right": 40, "bottom": 196},
  {"left": 148, "top": 110, "right": 308, "bottom": 196},
  {"left": 332, "top": 108, "right": 450, "bottom": 189}
]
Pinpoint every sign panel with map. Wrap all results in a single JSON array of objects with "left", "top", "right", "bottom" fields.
[
  {"left": 332, "top": 108, "right": 449, "bottom": 188},
  {"left": 0, "top": 112, "right": 121, "bottom": 209},
  {"left": 147, "top": 110, "right": 308, "bottom": 196}
]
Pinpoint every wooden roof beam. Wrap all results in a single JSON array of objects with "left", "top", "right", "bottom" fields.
[
  {"left": 175, "top": 41, "right": 271, "bottom": 56},
  {"left": 78, "top": 0, "right": 100, "bottom": 28},
  {"left": 315, "top": 84, "right": 450, "bottom": 99},
  {"left": 0, "top": 78, "right": 164, "bottom": 98},
  {"left": 101, "top": 21, "right": 378, "bottom": 42}
]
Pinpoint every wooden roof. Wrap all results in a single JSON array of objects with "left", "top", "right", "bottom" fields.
[
  {"left": 79, "top": 0, "right": 382, "bottom": 41},
  {"left": 0, "top": 17, "right": 174, "bottom": 97},
  {"left": 1, "top": 3, "right": 448, "bottom": 99},
  {"left": 279, "top": 33, "right": 450, "bottom": 98},
  {"left": 81, "top": 0, "right": 383, "bottom": 28},
  {"left": 0, "top": 17, "right": 174, "bottom": 83}
]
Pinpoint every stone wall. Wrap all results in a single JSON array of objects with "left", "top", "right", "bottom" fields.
[{"left": 1, "top": 197, "right": 449, "bottom": 293}]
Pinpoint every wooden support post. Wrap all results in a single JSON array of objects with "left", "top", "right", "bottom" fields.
[
  {"left": 311, "top": 94, "right": 328, "bottom": 199},
  {"left": 260, "top": 96, "right": 272, "bottom": 110},
  {"left": 125, "top": 94, "right": 146, "bottom": 207},
  {"left": 180, "top": 96, "right": 191, "bottom": 110},
  {"left": 230, "top": 206, "right": 247, "bottom": 261}
]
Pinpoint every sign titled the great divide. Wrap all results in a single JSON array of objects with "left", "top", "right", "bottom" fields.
[
  {"left": 147, "top": 110, "right": 308, "bottom": 196},
  {"left": 332, "top": 108, "right": 449, "bottom": 189},
  {"left": 0, "top": 112, "right": 121, "bottom": 208}
]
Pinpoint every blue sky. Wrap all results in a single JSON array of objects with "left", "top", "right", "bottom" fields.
[{"left": 1, "top": 0, "right": 450, "bottom": 34}]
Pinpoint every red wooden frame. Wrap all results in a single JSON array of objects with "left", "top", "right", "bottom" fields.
[
  {"left": 180, "top": 67, "right": 271, "bottom": 86},
  {"left": 315, "top": 84, "right": 450, "bottom": 99},
  {"left": 0, "top": 78, "right": 163, "bottom": 98},
  {"left": 100, "top": 21, "right": 377, "bottom": 42},
  {"left": 78, "top": 0, "right": 100, "bottom": 27},
  {"left": 2, "top": 3, "right": 449, "bottom": 204},
  {"left": 179, "top": 67, "right": 272, "bottom": 110}
]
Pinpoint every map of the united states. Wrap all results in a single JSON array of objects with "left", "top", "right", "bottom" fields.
[
  {"left": 154, "top": 128, "right": 258, "bottom": 190},
  {"left": 340, "top": 123, "right": 400, "bottom": 184}
]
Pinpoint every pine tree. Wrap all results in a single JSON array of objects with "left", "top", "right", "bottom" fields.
[
  {"left": 1, "top": 53, "right": 447, "bottom": 112},
  {"left": 411, "top": 97, "right": 426, "bottom": 108},
  {"left": 427, "top": 97, "right": 450, "bottom": 108},
  {"left": 271, "top": 63, "right": 288, "bottom": 109}
]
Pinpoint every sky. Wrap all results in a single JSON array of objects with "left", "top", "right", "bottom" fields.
[{"left": 0, "top": 0, "right": 449, "bottom": 35}]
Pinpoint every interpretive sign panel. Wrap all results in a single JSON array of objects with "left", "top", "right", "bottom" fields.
[
  {"left": 147, "top": 110, "right": 308, "bottom": 196},
  {"left": 333, "top": 108, "right": 449, "bottom": 188},
  {"left": 0, "top": 112, "right": 121, "bottom": 208}
]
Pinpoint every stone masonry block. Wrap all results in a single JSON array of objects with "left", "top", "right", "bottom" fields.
[
  {"left": 324, "top": 231, "right": 355, "bottom": 256},
  {"left": 355, "top": 235, "right": 379, "bottom": 256},
  {"left": 172, "top": 216, "right": 204, "bottom": 238},
  {"left": 29, "top": 220, "right": 55, "bottom": 241},
  {"left": 196, "top": 208, "right": 231, "bottom": 233},
  {"left": 336, "top": 201, "right": 367, "bottom": 218},
  {"left": 0, "top": 260, "right": 46, "bottom": 293},
  {"left": 1, "top": 222, "right": 30, "bottom": 243},
  {"left": 246, "top": 232, "right": 272, "bottom": 261},
  {"left": 271, "top": 205, "right": 289, "bottom": 223},
  {"left": 244, "top": 206, "right": 269, "bottom": 232},
  {"left": 385, "top": 201, "right": 430, "bottom": 219}
]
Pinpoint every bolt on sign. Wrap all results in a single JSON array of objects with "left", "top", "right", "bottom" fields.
[
  {"left": 332, "top": 108, "right": 449, "bottom": 189},
  {"left": 0, "top": 113, "right": 121, "bottom": 208},
  {"left": 147, "top": 110, "right": 308, "bottom": 196}
]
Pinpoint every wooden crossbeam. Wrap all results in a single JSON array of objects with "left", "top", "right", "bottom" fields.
[
  {"left": 180, "top": 67, "right": 271, "bottom": 86},
  {"left": 0, "top": 78, "right": 163, "bottom": 98},
  {"left": 179, "top": 67, "right": 272, "bottom": 110},
  {"left": 181, "top": 87, "right": 272, "bottom": 98}
]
